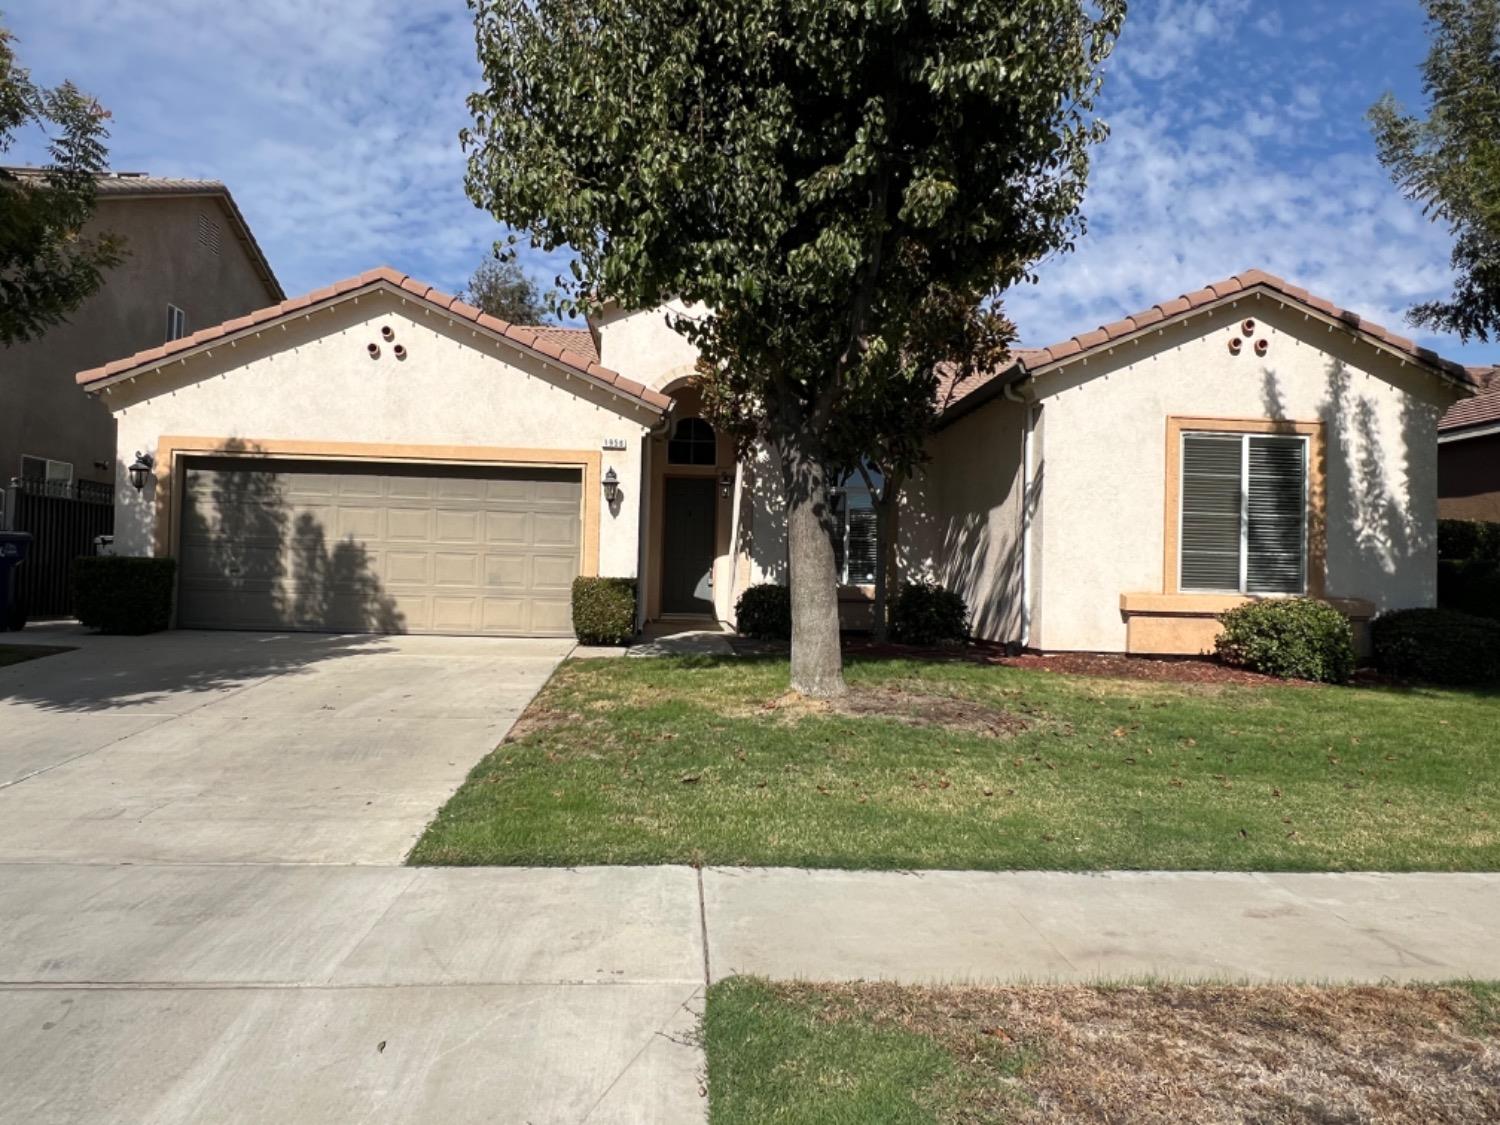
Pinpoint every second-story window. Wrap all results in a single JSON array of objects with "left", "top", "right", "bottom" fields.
[{"left": 166, "top": 304, "right": 187, "bottom": 342}]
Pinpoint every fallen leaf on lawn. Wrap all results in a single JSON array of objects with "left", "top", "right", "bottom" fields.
[{"left": 680, "top": 774, "right": 700, "bottom": 784}]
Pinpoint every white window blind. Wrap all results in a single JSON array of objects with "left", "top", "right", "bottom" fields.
[
  {"left": 832, "top": 472, "right": 881, "bottom": 585},
  {"left": 1180, "top": 432, "right": 1306, "bottom": 595}
]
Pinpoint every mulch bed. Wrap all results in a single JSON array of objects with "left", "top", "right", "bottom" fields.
[
  {"left": 847, "top": 637, "right": 1306, "bottom": 686},
  {"left": 729, "top": 635, "right": 1395, "bottom": 688}
]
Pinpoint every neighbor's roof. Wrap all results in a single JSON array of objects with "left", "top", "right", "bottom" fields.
[
  {"left": 1439, "top": 370, "right": 1500, "bottom": 435},
  {"left": 2, "top": 168, "right": 283, "bottom": 302},
  {"left": 74, "top": 265, "right": 671, "bottom": 413},
  {"left": 528, "top": 325, "right": 599, "bottom": 366},
  {"left": 940, "top": 269, "right": 1488, "bottom": 421}
]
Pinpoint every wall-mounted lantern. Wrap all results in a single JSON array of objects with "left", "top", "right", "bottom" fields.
[
  {"left": 719, "top": 471, "right": 733, "bottom": 499},
  {"left": 128, "top": 451, "right": 155, "bottom": 492},
  {"left": 602, "top": 467, "right": 620, "bottom": 505}
]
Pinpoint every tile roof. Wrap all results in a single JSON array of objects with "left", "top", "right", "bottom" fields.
[
  {"left": 74, "top": 266, "right": 671, "bottom": 414},
  {"left": 527, "top": 325, "right": 599, "bottom": 366},
  {"left": 3, "top": 168, "right": 283, "bottom": 301},
  {"left": 940, "top": 269, "right": 1488, "bottom": 420},
  {"left": 1440, "top": 369, "right": 1500, "bottom": 433}
]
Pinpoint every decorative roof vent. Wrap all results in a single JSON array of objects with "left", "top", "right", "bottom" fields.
[{"left": 196, "top": 213, "right": 222, "bottom": 255}]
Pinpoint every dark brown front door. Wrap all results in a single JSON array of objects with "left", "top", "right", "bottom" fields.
[{"left": 661, "top": 476, "right": 716, "bottom": 614}]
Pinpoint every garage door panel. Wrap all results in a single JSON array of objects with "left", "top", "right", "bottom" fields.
[
  {"left": 178, "top": 459, "right": 582, "bottom": 636},
  {"left": 386, "top": 551, "right": 431, "bottom": 585},
  {"left": 386, "top": 508, "right": 433, "bottom": 540},
  {"left": 484, "top": 554, "right": 528, "bottom": 588},
  {"left": 434, "top": 509, "right": 481, "bottom": 543},
  {"left": 533, "top": 512, "right": 580, "bottom": 548},
  {"left": 532, "top": 554, "right": 578, "bottom": 590},
  {"left": 335, "top": 506, "right": 384, "bottom": 541},
  {"left": 433, "top": 553, "right": 481, "bottom": 587}
]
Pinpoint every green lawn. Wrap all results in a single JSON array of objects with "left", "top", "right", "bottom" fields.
[
  {"left": 703, "top": 977, "right": 1500, "bottom": 1124},
  {"left": 0, "top": 644, "right": 70, "bottom": 668},
  {"left": 409, "top": 654, "right": 1500, "bottom": 870}
]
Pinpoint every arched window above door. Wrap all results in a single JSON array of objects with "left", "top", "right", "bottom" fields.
[{"left": 667, "top": 417, "right": 717, "bottom": 465}]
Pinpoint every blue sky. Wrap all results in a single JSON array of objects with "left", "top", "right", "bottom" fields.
[{"left": 7, "top": 0, "right": 1497, "bottom": 366}]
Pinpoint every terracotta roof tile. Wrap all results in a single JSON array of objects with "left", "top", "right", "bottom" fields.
[{"left": 74, "top": 267, "right": 667, "bottom": 415}]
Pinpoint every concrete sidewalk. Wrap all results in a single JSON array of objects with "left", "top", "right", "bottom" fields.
[
  {"left": 702, "top": 868, "right": 1500, "bottom": 984},
  {"left": 5, "top": 862, "right": 1498, "bottom": 1123},
  {"left": 1, "top": 865, "right": 706, "bottom": 1125}
]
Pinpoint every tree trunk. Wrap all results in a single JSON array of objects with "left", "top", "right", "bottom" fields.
[{"left": 775, "top": 429, "right": 846, "bottom": 698}]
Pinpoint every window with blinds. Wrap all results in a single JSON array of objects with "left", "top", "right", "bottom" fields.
[
  {"left": 832, "top": 474, "right": 880, "bottom": 585},
  {"left": 1180, "top": 432, "right": 1307, "bottom": 594}
]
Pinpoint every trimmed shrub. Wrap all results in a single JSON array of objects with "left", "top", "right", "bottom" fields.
[
  {"left": 1370, "top": 607, "right": 1500, "bottom": 686},
  {"left": 1437, "top": 518, "right": 1500, "bottom": 564},
  {"left": 889, "top": 580, "right": 969, "bottom": 646},
  {"left": 735, "top": 583, "right": 791, "bottom": 641},
  {"left": 571, "top": 576, "right": 636, "bottom": 645},
  {"left": 1438, "top": 558, "right": 1500, "bottom": 621},
  {"left": 73, "top": 556, "right": 176, "bottom": 635},
  {"left": 1214, "top": 598, "right": 1355, "bottom": 684}
]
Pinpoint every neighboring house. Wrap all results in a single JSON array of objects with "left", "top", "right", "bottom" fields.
[
  {"left": 0, "top": 170, "right": 281, "bottom": 500},
  {"left": 1437, "top": 375, "right": 1500, "bottom": 521},
  {"left": 74, "top": 267, "right": 1481, "bottom": 652}
]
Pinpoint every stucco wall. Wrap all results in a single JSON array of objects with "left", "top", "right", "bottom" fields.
[
  {"left": 102, "top": 291, "right": 654, "bottom": 578},
  {"left": 921, "top": 400, "right": 1026, "bottom": 645},
  {"left": 592, "top": 300, "right": 704, "bottom": 393},
  {"left": 1024, "top": 297, "right": 1461, "bottom": 652},
  {"left": 1, "top": 195, "right": 277, "bottom": 488},
  {"left": 1439, "top": 431, "right": 1500, "bottom": 522}
]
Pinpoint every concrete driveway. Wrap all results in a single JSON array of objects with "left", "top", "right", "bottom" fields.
[
  {"left": 0, "top": 627, "right": 570, "bottom": 864},
  {"left": 0, "top": 628, "right": 707, "bottom": 1124}
]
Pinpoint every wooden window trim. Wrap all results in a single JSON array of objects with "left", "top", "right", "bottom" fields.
[{"left": 1162, "top": 416, "right": 1325, "bottom": 598}]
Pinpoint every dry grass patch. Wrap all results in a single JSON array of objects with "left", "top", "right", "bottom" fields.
[
  {"left": 748, "top": 683, "right": 1032, "bottom": 738},
  {"left": 706, "top": 978, "right": 1500, "bottom": 1124}
]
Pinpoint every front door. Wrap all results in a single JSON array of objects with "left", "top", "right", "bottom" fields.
[{"left": 661, "top": 476, "right": 717, "bottom": 615}]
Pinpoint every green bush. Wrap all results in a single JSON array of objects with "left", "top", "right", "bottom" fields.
[
  {"left": 1437, "top": 518, "right": 1500, "bottom": 564},
  {"left": 73, "top": 556, "right": 176, "bottom": 635},
  {"left": 889, "top": 580, "right": 969, "bottom": 646},
  {"left": 571, "top": 576, "right": 636, "bottom": 645},
  {"left": 1214, "top": 598, "right": 1355, "bottom": 683},
  {"left": 1438, "top": 558, "right": 1500, "bottom": 620},
  {"left": 1370, "top": 608, "right": 1500, "bottom": 686},
  {"left": 735, "top": 583, "right": 791, "bottom": 641}
]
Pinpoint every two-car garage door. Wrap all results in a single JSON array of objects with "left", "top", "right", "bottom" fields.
[{"left": 177, "top": 458, "right": 581, "bottom": 636}]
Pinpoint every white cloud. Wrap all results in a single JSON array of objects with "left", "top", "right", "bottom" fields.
[{"left": 6, "top": 1, "right": 540, "bottom": 307}]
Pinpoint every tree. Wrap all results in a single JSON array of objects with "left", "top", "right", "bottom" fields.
[
  {"left": 465, "top": 0, "right": 1123, "bottom": 695},
  {"left": 1369, "top": 0, "right": 1500, "bottom": 342},
  {"left": 459, "top": 256, "right": 548, "bottom": 323},
  {"left": 0, "top": 25, "right": 123, "bottom": 345}
]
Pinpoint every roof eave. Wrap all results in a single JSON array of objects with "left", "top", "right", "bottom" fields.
[
  {"left": 78, "top": 275, "right": 669, "bottom": 416},
  {"left": 1020, "top": 284, "right": 1482, "bottom": 393}
]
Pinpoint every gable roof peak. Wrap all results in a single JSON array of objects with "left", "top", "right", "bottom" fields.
[{"left": 74, "top": 266, "right": 667, "bottom": 413}]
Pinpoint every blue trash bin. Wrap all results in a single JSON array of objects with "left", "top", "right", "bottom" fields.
[{"left": 0, "top": 531, "right": 34, "bottom": 631}]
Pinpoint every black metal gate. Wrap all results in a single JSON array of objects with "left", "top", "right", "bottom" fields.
[{"left": 2, "top": 478, "right": 114, "bottom": 618}]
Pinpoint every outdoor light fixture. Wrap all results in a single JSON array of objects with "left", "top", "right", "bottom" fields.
[
  {"left": 602, "top": 467, "right": 620, "bottom": 504},
  {"left": 128, "top": 451, "right": 155, "bottom": 492},
  {"left": 719, "top": 471, "right": 733, "bottom": 499}
]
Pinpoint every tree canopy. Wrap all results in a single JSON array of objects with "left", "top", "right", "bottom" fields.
[
  {"left": 1370, "top": 0, "right": 1500, "bottom": 342},
  {"left": 0, "top": 25, "right": 122, "bottom": 345},
  {"left": 465, "top": 0, "right": 1123, "bottom": 694},
  {"left": 460, "top": 256, "right": 548, "bottom": 323}
]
